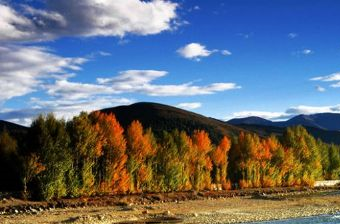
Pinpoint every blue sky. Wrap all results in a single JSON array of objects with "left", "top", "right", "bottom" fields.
[{"left": 1, "top": 0, "right": 340, "bottom": 125}]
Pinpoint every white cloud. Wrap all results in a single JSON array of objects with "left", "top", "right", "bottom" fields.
[
  {"left": 97, "top": 70, "right": 167, "bottom": 86},
  {"left": 176, "top": 102, "right": 202, "bottom": 110},
  {"left": 0, "top": 45, "right": 86, "bottom": 101},
  {"left": 310, "top": 72, "right": 340, "bottom": 88},
  {"left": 177, "top": 43, "right": 215, "bottom": 60},
  {"left": 302, "top": 49, "right": 313, "bottom": 55},
  {"left": 221, "top": 50, "right": 232, "bottom": 56},
  {"left": 315, "top": 86, "right": 326, "bottom": 92},
  {"left": 140, "top": 82, "right": 240, "bottom": 96},
  {"left": 293, "top": 49, "right": 314, "bottom": 56},
  {"left": 95, "top": 70, "right": 241, "bottom": 96},
  {"left": 0, "top": 0, "right": 179, "bottom": 42},
  {"left": 44, "top": 70, "right": 241, "bottom": 100},
  {"left": 285, "top": 105, "right": 340, "bottom": 115},
  {"left": 45, "top": 79, "right": 115, "bottom": 100},
  {"left": 0, "top": 97, "right": 133, "bottom": 126},
  {"left": 311, "top": 72, "right": 340, "bottom": 82},
  {"left": 177, "top": 43, "right": 231, "bottom": 61},
  {"left": 331, "top": 82, "right": 340, "bottom": 88},
  {"left": 0, "top": 4, "right": 39, "bottom": 42},
  {"left": 288, "top": 33, "right": 298, "bottom": 39}
]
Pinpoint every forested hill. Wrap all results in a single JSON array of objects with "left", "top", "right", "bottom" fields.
[
  {"left": 100, "top": 102, "right": 244, "bottom": 143},
  {"left": 0, "top": 120, "right": 27, "bottom": 132},
  {"left": 0, "top": 120, "right": 28, "bottom": 139},
  {"left": 101, "top": 102, "right": 340, "bottom": 145}
]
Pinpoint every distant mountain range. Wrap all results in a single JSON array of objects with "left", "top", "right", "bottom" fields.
[
  {"left": 227, "top": 113, "right": 340, "bottom": 131},
  {"left": 1, "top": 103, "right": 340, "bottom": 145}
]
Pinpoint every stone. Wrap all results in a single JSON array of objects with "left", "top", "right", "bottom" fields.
[{"left": 163, "top": 210, "right": 171, "bottom": 215}]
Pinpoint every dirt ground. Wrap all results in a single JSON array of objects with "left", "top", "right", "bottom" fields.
[{"left": 1, "top": 188, "right": 340, "bottom": 224}]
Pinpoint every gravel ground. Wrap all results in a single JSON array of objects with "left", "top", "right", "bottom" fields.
[{"left": 1, "top": 191, "right": 340, "bottom": 224}]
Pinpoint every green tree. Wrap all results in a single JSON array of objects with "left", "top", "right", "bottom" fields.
[
  {"left": 67, "top": 112, "right": 101, "bottom": 196},
  {"left": 27, "top": 114, "right": 73, "bottom": 200},
  {"left": 283, "top": 126, "right": 322, "bottom": 186}
]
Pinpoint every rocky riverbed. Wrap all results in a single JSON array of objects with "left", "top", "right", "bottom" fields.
[{"left": 1, "top": 189, "right": 340, "bottom": 223}]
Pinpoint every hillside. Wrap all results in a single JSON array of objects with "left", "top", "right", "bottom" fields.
[
  {"left": 0, "top": 120, "right": 28, "bottom": 138},
  {"left": 100, "top": 102, "right": 244, "bottom": 143}
]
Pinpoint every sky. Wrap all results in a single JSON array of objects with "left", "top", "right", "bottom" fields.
[{"left": 1, "top": 0, "right": 340, "bottom": 126}]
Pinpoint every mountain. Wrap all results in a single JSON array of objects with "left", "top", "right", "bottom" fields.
[
  {"left": 282, "top": 113, "right": 340, "bottom": 131},
  {"left": 236, "top": 124, "right": 340, "bottom": 145},
  {"left": 227, "top": 113, "right": 340, "bottom": 131},
  {"left": 227, "top": 113, "right": 340, "bottom": 145},
  {"left": 100, "top": 102, "right": 244, "bottom": 144},
  {"left": 228, "top": 116, "right": 274, "bottom": 126},
  {"left": 0, "top": 120, "right": 28, "bottom": 135}
]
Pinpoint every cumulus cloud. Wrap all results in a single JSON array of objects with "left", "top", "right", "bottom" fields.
[
  {"left": 176, "top": 102, "right": 202, "bottom": 110},
  {"left": 0, "top": 97, "right": 133, "bottom": 126},
  {"left": 177, "top": 43, "right": 215, "bottom": 60},
  {"left": 0, "top": 45, "right": 86, "bottom": 101},
  {"left": 310, "top": 72, "right": 340, "bottom": 88},
  {"left": 228, "top": 104, "right": 340, "bottom": 121},
  {"left": 0, "top": 0, "right": 179, "bottom": 42},
  {"left": 177, "top": 43, "right": 232, "bottom": 61}
]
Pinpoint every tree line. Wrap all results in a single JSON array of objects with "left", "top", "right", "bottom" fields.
[{"left": 0, "top": 112, "right": 340, "bottom": 200}]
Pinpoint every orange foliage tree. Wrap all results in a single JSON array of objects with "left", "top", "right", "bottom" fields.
[
  {"left": 126, "top": 120, "right": 156, "bottom": 192},
  {"left": 91, "top": 112, "right": 129, "bottom": 193},
  {"left": 212, "top": 136, "right": 231, "bottom": 190},
  {"left": 191, "top": 130, "right": 213, "bottom": 190}
]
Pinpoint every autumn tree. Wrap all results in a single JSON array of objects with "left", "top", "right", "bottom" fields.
[
  {"left": 91, "top": 112, "right": 129, "bottom": 193},
  {"left": 126, "top": 120, "right": 156, "bottom": 192},
  {"left": 212, "top": 136, "right": 231, "bottom": 189},
  {"left": 22, "top": 153, "right": 45, "bottom": 199},
  {"left": 283, "top": 126, "right": 322, "bottom": 186},
  {"left": 190, "top": 130, "right": 213, "bottom": 190}
]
